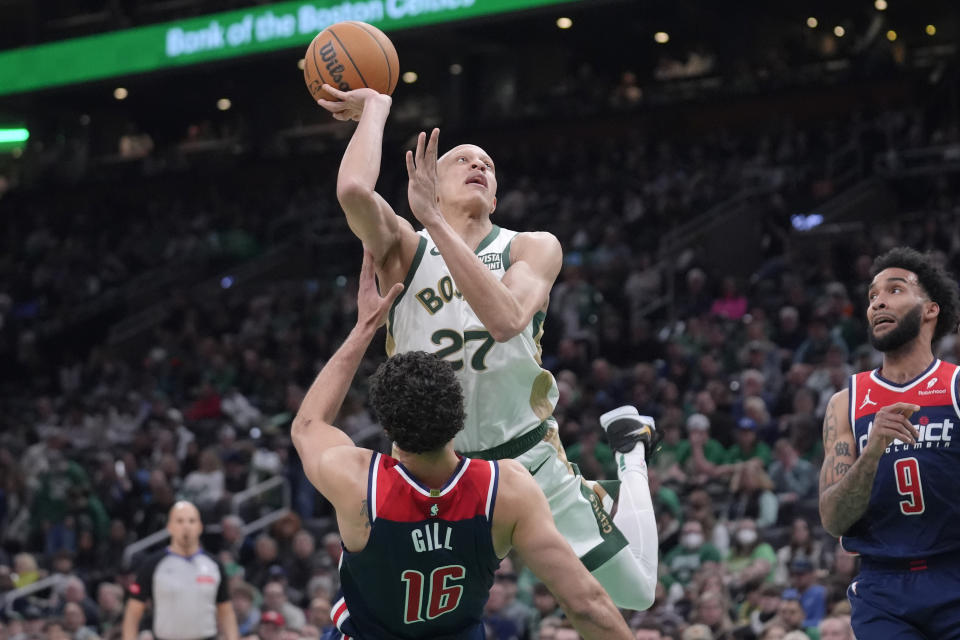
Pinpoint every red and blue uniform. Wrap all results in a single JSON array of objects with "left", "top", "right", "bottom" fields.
[
  {"left": 844, "top": 359, "right": 960, "bottom": 639},
  {"left": 324, "top": 453, "right": 500, "bottom": 640}
]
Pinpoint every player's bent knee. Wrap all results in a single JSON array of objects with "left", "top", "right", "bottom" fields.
[{"left": 591, "top": 549, "right": 656, "bottom": 611}]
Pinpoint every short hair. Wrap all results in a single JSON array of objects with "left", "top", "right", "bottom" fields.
[
  {"left": 369, "top": 352, "right": 466, "bottom": 454},
  {"left": 872, "top": 247, "right": 960, "bottom": 343}
]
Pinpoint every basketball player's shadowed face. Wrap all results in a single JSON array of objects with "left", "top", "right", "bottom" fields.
[
  {"left": 868, "top": 267, "right": 937, "bottom": 352},
  {"left": 436, "top": 144, "right": 498, "bottom": 216}
]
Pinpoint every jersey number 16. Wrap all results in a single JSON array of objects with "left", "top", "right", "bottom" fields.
[{"left": 401, "top": 565, "right": 466, "bottom": 624}]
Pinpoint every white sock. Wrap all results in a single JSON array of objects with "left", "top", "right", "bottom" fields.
[
  {"left": 615, "top": 443, "right": 647, "bottom": 476},
  {"left": 612, "top": 444, "right": 658, "bottom": 583}
]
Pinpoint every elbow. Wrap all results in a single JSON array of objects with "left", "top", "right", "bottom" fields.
[
  {"left": 560, "top": 583, "right": 612, "bottom": 622},
  {"left": 822, "top": 519, "right": 845, "bottom": 539},
  {"left": 488, "top": 315, "right": 526, "bottom": 343},
  {"left": 290, "top": 414, "right": 309, "bottom": 447},
  {"left": 336, "top": 179, "right": 373, "bottom": 208},
  {"left": 818, "top": 502, "right": 844, "bottom": 538}
]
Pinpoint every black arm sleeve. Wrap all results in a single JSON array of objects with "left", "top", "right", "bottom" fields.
[
  {"left": 213, "top": 556, "right": 230, "bottom": 603},
  {"left": 128, "top": 551, "right": 162, "bottom": 602}
]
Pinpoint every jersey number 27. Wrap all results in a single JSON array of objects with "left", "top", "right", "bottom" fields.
[{"left": 401, "top": 565, "right": 465, "bottom": 624}]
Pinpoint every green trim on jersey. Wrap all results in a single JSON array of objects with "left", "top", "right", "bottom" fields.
[
  {"left": 458, "top": 420, "right": 549, "bottom": 460},
  {"left": 473, "top": 225, "right": 501, "bottom": 254},
  {"left": 532, "top": 311, "right": 546, "bottom": 339},
  {"left": 500, "top": 236, "right": 513, "bottom": 271},
  {"left": 387, "top": 236, "right": 428, "bottom": 354},
  {"left": 577, "top": 481, "right": 630, "bottom": 571}
]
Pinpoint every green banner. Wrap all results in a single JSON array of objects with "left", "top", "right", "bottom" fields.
[{"left": 0, "top": 0, "right": 578, "bottom": 97}]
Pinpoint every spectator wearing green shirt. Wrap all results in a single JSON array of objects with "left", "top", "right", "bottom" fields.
[
  {"left": 661, "top": 520, "right": 722, "bottom": 591},
  {"left": 726, "top": 519, "right": 777, "bottom": 590},
  {"left": 725, "top": 418, "right": 772, "bottom": 466},
  {"left": 676, "top": 414, "right": 727, "bottom": 487}
]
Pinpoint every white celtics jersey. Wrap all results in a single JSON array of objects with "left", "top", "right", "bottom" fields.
[{"left": 386, "top": 225, "right": 559, "bottom": 454}]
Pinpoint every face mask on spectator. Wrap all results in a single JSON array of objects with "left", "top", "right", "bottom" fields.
[
  {"left": 736, "top": 529, "right": 758, "bottom": 546},
  {"left": 682, "top": 533, "right": 704, "bottom": 549}
]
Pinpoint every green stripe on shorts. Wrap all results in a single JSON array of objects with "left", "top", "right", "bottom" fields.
[{"left": 577, "top": 481, "right": 629, "bottom": 572}]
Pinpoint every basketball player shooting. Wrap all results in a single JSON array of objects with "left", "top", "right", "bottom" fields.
[
  {"left": 292, "top": 251, "right": 633, "bottom": 640},
  {"left": 317, "top": 85, "right": 657, "bottom": 610},
  {"left": 818, "top": 247, "right": 960, "bottom": 639}
]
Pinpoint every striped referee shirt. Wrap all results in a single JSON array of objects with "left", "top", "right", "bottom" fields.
[{"left": 129, "top": 549, "right": 228, "bottom": 640}]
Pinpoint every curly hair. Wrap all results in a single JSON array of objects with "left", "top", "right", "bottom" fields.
[
  {"left": 871, "top": 247, "right": 960, "bottom": 343},
  {"left": 368, "top": 351, "right": 466, "bottom": 454}
]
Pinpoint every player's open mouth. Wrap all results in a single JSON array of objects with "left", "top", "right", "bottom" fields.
[
  {"left": 873, "top": 315, "right": 895, "bottom": 329},
  {"left": 465, "top": 174, "right": 487, "bottom": 189}
]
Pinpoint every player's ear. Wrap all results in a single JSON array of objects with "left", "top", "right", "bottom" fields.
[
  {"left": 489, "top": 196, "right": 497, "bottom": 215},
  {"left": 925, "top": 300, "right": 940, "bottom": 321}
]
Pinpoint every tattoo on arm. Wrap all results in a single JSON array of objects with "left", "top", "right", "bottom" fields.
[
  {"left": 819, "top": 395, "right": 879, "bottom": 536},
  {"left": 360, "top": 500, "right": 371, "bottom": 529}
]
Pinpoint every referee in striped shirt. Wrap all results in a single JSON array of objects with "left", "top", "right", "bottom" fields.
[{"left": 122, "top": 501, "right": 239, "bottom": 640}]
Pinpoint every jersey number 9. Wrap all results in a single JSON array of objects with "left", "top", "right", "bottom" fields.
[{"left": 894, "top": 457, "right": 925, "bottom": 515}]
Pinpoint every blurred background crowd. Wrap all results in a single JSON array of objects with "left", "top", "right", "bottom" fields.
[{"left": 3, "top": 1, "right": 960, "bottom": 639}]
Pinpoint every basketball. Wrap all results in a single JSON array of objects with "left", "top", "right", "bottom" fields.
[{"left": 303, "top": 21, "right": 399, "bottom": 103}]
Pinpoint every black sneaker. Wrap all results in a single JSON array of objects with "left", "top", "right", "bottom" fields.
[{"left": 599, "top": 406, "right": 659, "bottom": 461}]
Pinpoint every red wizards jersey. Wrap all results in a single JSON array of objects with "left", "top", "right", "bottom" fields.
[
  {"left": 332, "top": 453, "right": 500, "bottom": 640},
  {"left": 842, "top": 359, "right": 960, "bottom": 559}
]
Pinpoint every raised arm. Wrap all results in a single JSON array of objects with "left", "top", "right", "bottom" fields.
[
  {"left": 431, "top": 226, "right": 561, "bottom": 342},
  {"left": 492, "top": 461, "right": 632, "bottom": 640},
  {"left": 291, "top": 250, "right": 403, "bottom": 501},
  {"left": 318, "top": 85, "right": 418, "bottom": 268},
  {"left": 818, "top": 391, "right": 919, "bottom": 537},
  {"left": 405, "top": 129, "right": 562, "bottom": 342}
]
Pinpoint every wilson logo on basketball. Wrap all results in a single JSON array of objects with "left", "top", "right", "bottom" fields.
[{"left": 317, "top": 41, "right": 350, "bottom": 91}]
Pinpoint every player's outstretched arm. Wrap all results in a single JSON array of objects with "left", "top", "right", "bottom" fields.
[
  {"left": 292, "top": 250, "right": 403, "bottom": 499},
  {"left": 319, "top": 85, "right": 416, "bottom": 265},
  {"left": 493, "top": 460, "right": 632, "bottom": 640},
  {"left": 818, "top": 390, "right": 919, "bottom": 536},
  {"left": 406, "top": 129, "right": 562, "bottom": 342}
]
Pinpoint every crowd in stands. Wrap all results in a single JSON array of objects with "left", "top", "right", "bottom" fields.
[{"left": 2, "top": 88, "right": 960, "bottom": 640}]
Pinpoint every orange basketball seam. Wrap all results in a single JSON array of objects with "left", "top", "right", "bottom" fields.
[
  {"left": 347, "top": 21, "right": 394, "bottom": 95},
  {"left": 327, "top": 26, "right": 370, "bottom": 90}
]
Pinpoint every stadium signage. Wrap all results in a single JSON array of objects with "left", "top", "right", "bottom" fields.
[{"left": 0, "top": 0, "right": 577, "bottom": 96}]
